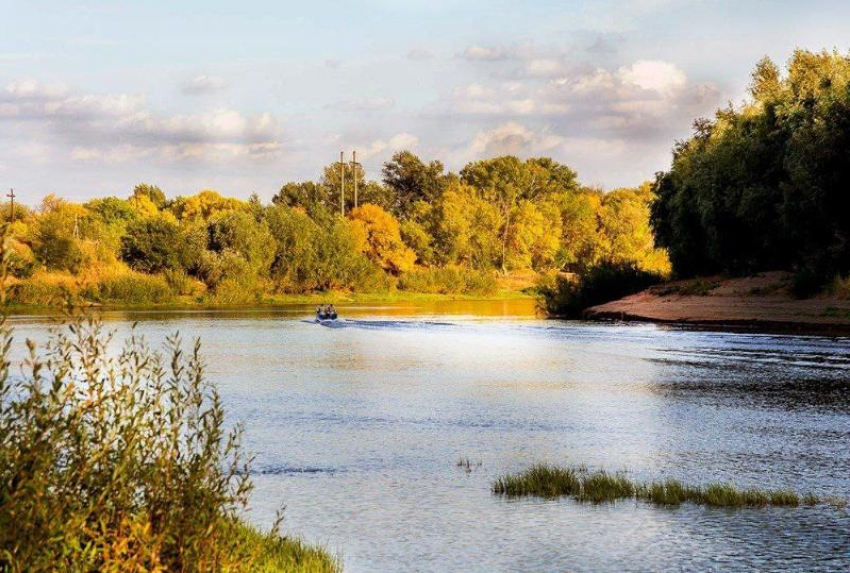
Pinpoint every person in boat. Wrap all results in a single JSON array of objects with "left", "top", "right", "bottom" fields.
[{"left": 329, "top": 304, "right": 338, "bottom": 319}]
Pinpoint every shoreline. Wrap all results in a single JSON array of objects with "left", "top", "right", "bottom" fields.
[
  {"left": 7, "top": 290, "right": 538, "bottom": 315},
  {"left": 584, "top": 272, "right": 850, "bottom": 336}
]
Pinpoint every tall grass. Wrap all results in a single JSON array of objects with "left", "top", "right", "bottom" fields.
[
  {"left": 493, "top": 464, "right": 822, "bottom": 509},
  {"left": 0, "top": 226, "right": 338, "bottom": 572},
  {"left": 83, "top": 271, "right": 175, "bottom": 304},
  {"left": 398, "top": 266, "right": 497, "bottom": 295}
]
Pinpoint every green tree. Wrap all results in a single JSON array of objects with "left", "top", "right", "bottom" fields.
[
  {"left": 651, "top": 49, "right": 850, "bottom": 289},
  {"left": 121, "top": 216, "right": 181, "bottom": 273},
  {"left": 131, "top": 183, "right": 167, "bottom": 208},
  {"left": 382, "top": 151, "right": 447, "bottom": 218},
  {"left": 32, "top": 196, "right": 89, "bottom": 272}
]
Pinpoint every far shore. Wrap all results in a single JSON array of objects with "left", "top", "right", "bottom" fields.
[
  {"left": 7, "top": 289, "right": 538, "bottom": 315},
  {"left": 585, "top": 271, "right": 850, "bottom": 335}
]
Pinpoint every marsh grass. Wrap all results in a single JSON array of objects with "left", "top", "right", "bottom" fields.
[
  {"left": 456, "top": 457, "right": 483, "bottom": 473},
  {"left": 494, "top": 464, "right": 823, "bottom": 509},
  {"left": 0, "top": 225, "right": 338, "bottom": 572},
  {"left": 578, "top": 471, "right": 635, "bottom": 503},
  {"left": 493, "top": 464, "right": 581, "bottom": 497}
]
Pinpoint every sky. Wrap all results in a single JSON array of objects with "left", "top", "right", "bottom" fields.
[{"left": 1, "top": 0, "right": 849, "bottom": 203}]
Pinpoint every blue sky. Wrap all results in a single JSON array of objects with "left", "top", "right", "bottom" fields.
[{"left": 1, "top": 0, "right": 849, "bottom": 202}]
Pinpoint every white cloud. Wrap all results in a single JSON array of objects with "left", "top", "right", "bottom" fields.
[
  {"left": 6, "top": 79, "right": 68, "bottom": 100},
  {"left": 468, "top": 122, "right": 563, "bottom": 157},
  {"left": 182, "top": 74, "right": 228, "bottom": 95},
  {"left": 618, "top": 60, "right": 686, "bottom": 95},
  {"left": 0, "top": 80, "right": 283, "bottom": 165},
  {"left": 356, "top": 132, "right": 419, "bottom": 159}
]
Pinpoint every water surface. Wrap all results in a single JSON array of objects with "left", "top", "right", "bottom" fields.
[{"left": 9, "top": 300, "right": 850, "bottom": 572}]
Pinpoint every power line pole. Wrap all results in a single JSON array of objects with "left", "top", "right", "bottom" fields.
[
  {"left": 352, "top": 150, "right": 358, "bottom": 209},
  {"left": 339, "top": 151, "right": 345, "bottom": 217},
  {"left": 6, "top": 188, "right": 15, "bottom": 222}
]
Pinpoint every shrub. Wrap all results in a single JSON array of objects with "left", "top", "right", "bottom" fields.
[
  {"left": 0, "top": 227, "right": 338, "bottom": 572},
  {"left": 10, "top": 272, "right": 79, "bottom": 306},
  {"left": 398, "top": 266, "right": 496, "bottom": 294},
  {"left": 209, "top": 274, "right": 268, "bottom": 305},
  {"left": 164, "top": 268, "right": 199, "bottom": 297},
  {"left": 86, "top": 272, "right": 175, "bottom": 305},
  {"left": 828, "top": 274, "right": 850, "bottom": 300},
  {"left": 539, "top": 261, "right": 663, "bottom": 318}
]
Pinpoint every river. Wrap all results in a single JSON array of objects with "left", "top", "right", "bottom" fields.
[{"left": 8, "top": 300, "right": 850, "bottom": 572}]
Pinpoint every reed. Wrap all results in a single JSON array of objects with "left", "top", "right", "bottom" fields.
[
  {"left": 494, "top": 464, "right": 819, "bottom": 509},
  {"left": 493, "top": 464, "right": 581, "bottom": 497}
]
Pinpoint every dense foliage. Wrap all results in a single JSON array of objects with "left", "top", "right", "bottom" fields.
[
  {"left": 3, "top": 155, "right": 668, "bottom": 306},
  {"left": 538, "top": 262, "right": 664, "bottom": 318},
  {"left": 651, "top": 50, "right": 850, "bottom": 293},
  {"left": 0, "top": 229, "right": 338, "bottom": 572}
]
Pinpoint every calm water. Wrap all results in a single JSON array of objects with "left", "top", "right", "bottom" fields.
[{"left": 8, "top": 300, "right": 850, "bottom": 572}]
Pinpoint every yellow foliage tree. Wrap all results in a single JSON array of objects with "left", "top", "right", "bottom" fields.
[
  {"left": 171, "top": 190, "right": 245, "bottom": 221},
  {"left": 348, "top": 204, "right": 416, "bottom": 274}
]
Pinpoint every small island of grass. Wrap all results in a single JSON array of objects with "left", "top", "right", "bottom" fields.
[{"left": 492, "top": 464, "right": 839, "bottom": 509}]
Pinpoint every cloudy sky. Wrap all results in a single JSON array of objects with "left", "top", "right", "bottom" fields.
[{"left": 1, "top": 0, "right": 848, "bottom": 203}]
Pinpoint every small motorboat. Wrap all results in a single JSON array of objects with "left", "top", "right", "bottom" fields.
[{"left": 315, "top": 305, "right": 339, "bottom": 323}]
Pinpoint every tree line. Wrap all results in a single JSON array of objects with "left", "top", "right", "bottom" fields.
[
  {"left": 651, "top": 49, "right": 850, "bottom": 295},
  {"left": 2, "top": 152, "right": 668, "bottom": 305}
]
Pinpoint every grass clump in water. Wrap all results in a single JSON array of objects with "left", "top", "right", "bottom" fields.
[
  {"left": 493, "top": 464, "right": 581, "bottom": 497},
  {"left": 578, "top": 471, "right": 635, "bottom": 503},
  {"left": 641, "top": 479, "right": 701, "bottom": 506},
  {"left": 494, "top": 464, "right": 820, "bottom": 509}
]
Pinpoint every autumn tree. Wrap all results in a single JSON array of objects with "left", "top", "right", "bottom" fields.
[{"left": 348, "top": 204, "right": 416, "bottom": 274}]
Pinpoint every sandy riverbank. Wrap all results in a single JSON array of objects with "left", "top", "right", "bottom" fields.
[{"left": 585, "top": 271, "right": 850, "bottom": 334}]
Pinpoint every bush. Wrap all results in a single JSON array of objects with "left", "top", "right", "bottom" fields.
[
  {"left": 85, "top": 272, "right": 175, "bottom": 305},
  {"left": 398, "top": 266, "right": 496, "bottom": 294},
  {"left": 164, "top": 268, "right": 199, "bottom": 296},
  {"left": 10, "top": 272, "right": 79, "bottom": 306},
  {"left": 539, "top": 262, "right": 663, "bottom": 318},
  {"left": 0, "top": 229, "right": 338, "bottom": 572},
  {"left": 209, "top": 274, "right": 267, "bottom": 305}
]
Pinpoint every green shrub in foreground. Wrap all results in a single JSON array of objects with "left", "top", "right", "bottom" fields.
[{"left": 0, "top": 228, "right": 338, "bottom": 572}]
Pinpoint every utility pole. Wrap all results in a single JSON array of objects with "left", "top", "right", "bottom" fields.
[
  {"left": 339, "top": 151, "right": 345, "bottom": 216},
  {"left": 6, "top": 188, "right": 15, "bottom": 222},
  {"left": 352, "top": 150, "right": 358, "bottom": 209}
]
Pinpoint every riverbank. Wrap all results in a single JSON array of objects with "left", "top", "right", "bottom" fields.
[
  {"left": 8, "top": 288, "right": 537, "bottom": 313},
  {"left": 7, "top": 270, "right": 540, "bottom": 311},
  {"left": 585, "top": 271, "right": 850, "bottom": 334}
]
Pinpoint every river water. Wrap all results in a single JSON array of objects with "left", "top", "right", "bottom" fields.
[{"left": 8, "top": 300, "right": 850, "bottom": 572}]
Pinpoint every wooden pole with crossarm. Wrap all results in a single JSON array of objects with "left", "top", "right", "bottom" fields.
[{"left": 6, "top": 189, "right": 15, "bottom": 222}]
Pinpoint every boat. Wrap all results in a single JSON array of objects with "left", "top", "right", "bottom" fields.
[{"left": 315, "top": 306, "right": 339, "bottom": 323}]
